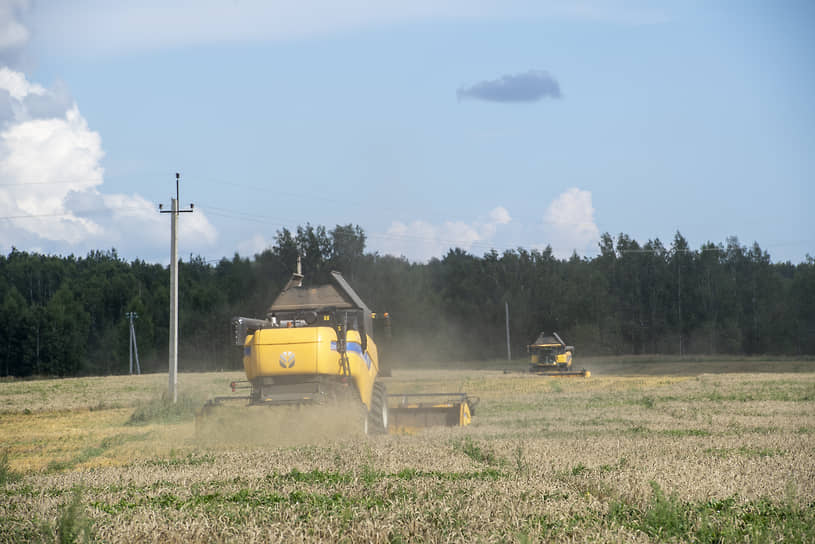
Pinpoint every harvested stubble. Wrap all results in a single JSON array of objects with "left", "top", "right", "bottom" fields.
[{"left": 1, "top": 363, "right": 814, "bottom": 543}]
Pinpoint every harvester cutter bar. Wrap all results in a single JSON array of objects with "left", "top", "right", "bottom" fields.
[
  {"left": 387, "top": 393, "right": 479, "bottom": 430},
  {"left": 203, "top": 395, "right": 252, "bottom": 407},
  {"left": 214, "top": 395, "right": 252, "bottom": 401},
  {"left": 388, "top": 392, "right": 478, "bottom": 407},
  {"left": 530, "top": 369, "right": 590, "bottom": 378}
]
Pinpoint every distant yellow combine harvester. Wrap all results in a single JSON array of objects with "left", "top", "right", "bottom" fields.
[{"left": 527, "top": 332, "right": 590, "bottom": 378}]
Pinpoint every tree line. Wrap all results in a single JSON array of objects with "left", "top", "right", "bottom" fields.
[{"left": 1, "top": 225, "right": 813, "bottom": 377}]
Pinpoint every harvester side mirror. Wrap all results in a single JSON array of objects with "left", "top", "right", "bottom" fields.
[
  {"left": 231, "top": 316, "right": 269, "bottom": 345},
  {"left": 231, "top": 317, "right": 248, "bottom": 346}
]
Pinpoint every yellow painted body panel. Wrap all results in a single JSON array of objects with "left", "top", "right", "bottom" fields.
[
  {"left": 529, "top": 348, "right": 572, "bottom": 367},
  {"left": 558, "top": 352, "right": 572, "bottom": 366},
  {"left": 460, "top": 401, "right": 472, "bottom": 426},
  {"left": 242, "top": 326, "right": 379, "bottom": 409}
]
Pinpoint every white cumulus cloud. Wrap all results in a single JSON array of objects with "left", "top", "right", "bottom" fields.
[
  {"left": 0, "top": 67, "right": 217, "bottom": 258},
  {"left": 542, "top": 188, "right": 600, "bottom": 258},
  {"left": 381, "top": 206, "right": 511, "bottom": 262},
  {"left": 236, "top": 234, "right": 272, "bottom": 257},
  {"left": 0, "top": 66, "right": 41, "bottom": 100}
]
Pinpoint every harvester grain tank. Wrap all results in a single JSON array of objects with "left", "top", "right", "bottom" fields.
[
  {"left": 200, "top": 266, "right": 476, "bottom": 432},
  {"left": 527, "top": 331, "right": 590, "bottom": 377}
]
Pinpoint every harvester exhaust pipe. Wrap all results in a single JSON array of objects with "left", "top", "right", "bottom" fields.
[{"left": 282, "top": 256, "right": 305, "bottom": 291}]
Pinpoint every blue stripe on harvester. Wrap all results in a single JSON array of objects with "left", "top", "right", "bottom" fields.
[{"left": 330, "top": 341, "right": 372, "bottom": 370}]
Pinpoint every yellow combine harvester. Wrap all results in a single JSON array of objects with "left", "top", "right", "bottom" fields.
[
  {"left": 199, "top": 264, "right": 476, "bottom": 433},
  {"left": 527, "top": 331, "right": 590, "bottom": 377}
]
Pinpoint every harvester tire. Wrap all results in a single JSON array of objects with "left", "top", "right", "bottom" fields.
[{"left": 366, "top": 381, "right": 389, "bottom": 434}]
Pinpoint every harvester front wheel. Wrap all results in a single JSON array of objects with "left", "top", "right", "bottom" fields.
[{"left": 366, "top": 381, "right": 389, "bottom": 434}]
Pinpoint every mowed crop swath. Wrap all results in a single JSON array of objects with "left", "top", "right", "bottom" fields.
[{"left": 1, "top": 363, "right": 814, "bottom": 542}]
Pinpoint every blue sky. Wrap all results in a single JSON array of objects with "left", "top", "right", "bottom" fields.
[{"left": 0, "top": 1, "right": 812, "bottom": 263}]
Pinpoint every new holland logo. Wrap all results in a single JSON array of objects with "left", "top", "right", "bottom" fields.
[{"left": 279, "top": 351, "right": 295, "bottom": 369}]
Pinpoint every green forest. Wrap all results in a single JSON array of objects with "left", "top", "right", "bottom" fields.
[{"left": 1, "top": 224, "right": 813, "bottom": 377}]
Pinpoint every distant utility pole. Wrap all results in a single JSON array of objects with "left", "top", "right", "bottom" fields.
[
  {"left": 159, "top": 173, "right": 194, "bottom": 403},
  {"left": 505, "top": 301, "right": 511, "bottom": 361},
  {"left": 677, "top": 259, "right": 682, "bottom": 357},
  {"left": 125, "top": 311, "right": 141, "bottom": 375}
]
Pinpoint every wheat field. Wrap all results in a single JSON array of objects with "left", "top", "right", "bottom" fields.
[{"left": 1, "top": 359, "right": 814, "bottom": 543}]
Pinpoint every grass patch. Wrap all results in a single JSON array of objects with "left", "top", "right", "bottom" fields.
[
  {"left": 628, "top": 424, "right": 650, "bottom": 435},
  {"left": 126, "top": 393, "right": 201, "bottom": 425},
  {"left": 639, "top": 396, "right": 656, "bottom": 408},
  {"left": 456, "top": 436, "right": 503, "bottom": 467},
  {"left": 267, "top": 467, "right": 504, "bottom": 486},
  {"left": 93, "top": 487, "right": 390, "bottom": 514},
  {"left": 598, "top": 457, "right": 628, "bottom": 473},
  {"left": 727, "top": 424, "right": 781, "bottom": 435},
  {"left": 395, "top": 468, "right": 503, "bottom": 481},
  {"left": 660, "top": 428, "right": 711, "bottom": 437},
  {"left": 701, "top": 385, "right": 815, "bottom": 403},
  {"left": 0, "top": 449, "right": 21, "bottom": 486},
  {"left": 609, "top": 481, "right": 815, "bottom": 543},
  {"left": 705, "top": 446, "right": 786, "bottom": 459},
  {"left": 513, "top": 445, "right": 529, "bottom": 476},
  {"left": 276, "top": 468, "right": 355, "bottom": 485},
  {"left": 144, "top": 452, "right": 215, "bottom": 468},
  {"left": 56, "top": 486, "right": 94, "bottom": 544},
  {"left": 88, "top": 400, "right": 121, "bottom": 412},
  {"left": 46, "top": 433, "right": 149, "bottom": 473}
]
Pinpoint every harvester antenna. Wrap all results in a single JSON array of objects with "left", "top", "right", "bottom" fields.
[{"left": 159, "top": 172, "right": 194, "bottom": 403}]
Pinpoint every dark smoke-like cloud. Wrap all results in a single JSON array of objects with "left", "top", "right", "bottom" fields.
[{"left": 457, "top": 70, "right": 561, "bottom": 103}]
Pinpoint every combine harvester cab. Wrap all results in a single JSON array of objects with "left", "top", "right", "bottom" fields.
[
  {"left": 527, "top": 332, "right": 590, "bottom": 378},
  {"left": 200, "top": 263, "right": 476, "bottom": 435}
]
